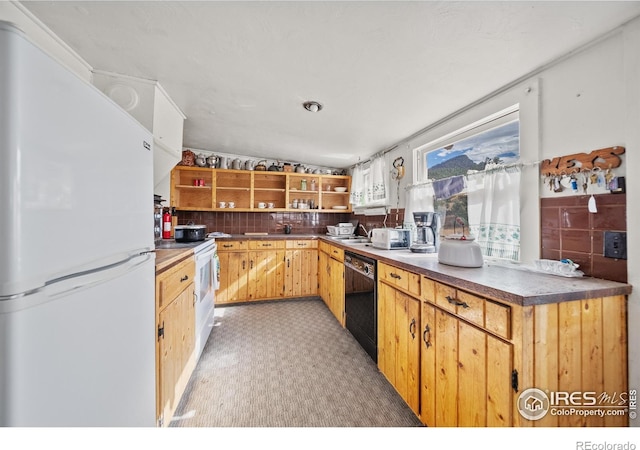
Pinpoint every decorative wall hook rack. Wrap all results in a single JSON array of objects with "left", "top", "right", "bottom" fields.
[{"left": 540, "top": 146, "right": 625, "bottom": 177}]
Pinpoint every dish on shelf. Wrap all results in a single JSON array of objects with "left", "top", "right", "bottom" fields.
[
  {"left": 333, "top": 187, "right": 347, "bottom": 192},
  {"left": 332, "top": 205, "right": 348, "bottom": 210}
]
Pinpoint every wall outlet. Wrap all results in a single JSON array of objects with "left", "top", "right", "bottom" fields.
[{"left": 603, "top": 231, "right": 627, "bottom": 260}]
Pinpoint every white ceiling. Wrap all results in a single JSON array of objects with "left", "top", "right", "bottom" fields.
[{"left": 21, "top": 1, "right": 640, "bottom": 169}]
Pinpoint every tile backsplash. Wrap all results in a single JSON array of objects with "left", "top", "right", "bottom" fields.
[
  {"left": 177, "top": 211, "right": 352, "bottom": 235},
  {"left": 541, "top": 194, "right": 626, "bottom": 282}
]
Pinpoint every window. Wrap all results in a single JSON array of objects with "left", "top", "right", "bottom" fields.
[{"left": 411, "top": 105, "right": 521, "bottom": 261}]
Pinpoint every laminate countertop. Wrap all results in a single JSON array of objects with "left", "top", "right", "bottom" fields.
[{"left": 198, "top": 234, "right": 633, "bottom": 306}]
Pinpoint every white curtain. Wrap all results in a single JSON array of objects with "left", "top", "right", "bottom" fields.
[
  {"left": 350, "top": 155, "right": 387, "bottom": 207},
  {"left": 404, "top": 183, "right": 435, "bottom": 224},
  {"left": 367, "top": 155, "right": 387, "bottom": 205},
  {"left": 350, "top": 164, "right": 365, "bottom": 207},
  {"left": 466, "top": 167, "right": 521, "bottom": 260}
]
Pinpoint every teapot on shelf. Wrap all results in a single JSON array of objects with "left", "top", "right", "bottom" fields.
[
  {"left": 268, "top": 161, "right": 280, "bottom": 171},
  {"left": 254, "top": 160, "right": 267, "bottom": 171},
  {"left": 195, "top": 153, "right": 207, "bottom": 167},
  {"left": 244, "top": 159, "right": 255, "bottom": 170},
  {"left": 231, "top": 158, "right": 242, "bottom": 170},
  {"left": 295, "top": 164, "right": 306, "bottom": 173},
  {"left": 206, "top": 155, "right": 218, "bottom": 168}
]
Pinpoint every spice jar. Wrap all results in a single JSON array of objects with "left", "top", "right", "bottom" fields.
[
  {"left": 301, "top": 179, "right": 307, "bottom": 191},
  {"left": 310, "top": 179, "right": 317, "bottom": 191}
]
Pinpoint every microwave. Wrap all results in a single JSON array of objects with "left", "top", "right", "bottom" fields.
[{"left": 371, "top": 228, "right": 411, "bottom": 250}]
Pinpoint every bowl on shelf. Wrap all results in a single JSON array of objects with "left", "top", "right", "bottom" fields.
[{"left": 334, "top": 187, "right": 347, "bottom": 192}]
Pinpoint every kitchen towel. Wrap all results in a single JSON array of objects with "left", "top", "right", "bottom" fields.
[{"left": 432, "top": 175, "right": 465, "bottom": 200}]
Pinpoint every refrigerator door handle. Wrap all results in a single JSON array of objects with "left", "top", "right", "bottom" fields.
[{"left": 0, "top": 252, "right": 154, "bottom": 312}]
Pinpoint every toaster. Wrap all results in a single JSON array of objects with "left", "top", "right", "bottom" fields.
[{"left": 371, "top": 228, "right": 411, "bottom": 250}]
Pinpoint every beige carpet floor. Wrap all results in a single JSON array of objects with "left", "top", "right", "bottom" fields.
[{"left": 170, "top": 297, "right": 423, "bottom": 427}]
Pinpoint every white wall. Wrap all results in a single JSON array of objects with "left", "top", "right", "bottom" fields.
[
  {"left": 0, "top": 2, "right": 91, "bottom": 82},
  {"left": 390, "top": 19, "right": 639, "bottom": 425}
]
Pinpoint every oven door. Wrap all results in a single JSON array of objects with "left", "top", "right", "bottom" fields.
[{"left": 194, "top": 243, "right": 217, "bottom": 361}]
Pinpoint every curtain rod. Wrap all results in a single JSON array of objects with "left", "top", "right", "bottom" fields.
[{"left": 405, "top": 160, "right": 540, "bottom": 191}]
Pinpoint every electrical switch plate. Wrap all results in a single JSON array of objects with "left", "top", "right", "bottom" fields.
[{"left": 603, "top": 231, "right": 627, "bottom": 260}]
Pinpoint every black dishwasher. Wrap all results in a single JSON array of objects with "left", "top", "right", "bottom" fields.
[{"left": 344, "top": 252, "right": 377, "bottom": 363}]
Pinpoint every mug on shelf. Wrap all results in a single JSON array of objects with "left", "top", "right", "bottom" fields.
[
  {"left": 228, "top": 201, "right": 235, "bottom": 208},
  {"left": 267, "top": 202, "right": 275, "bottom": 208},
  {"left": 218, "top": 201, "right": 227, "bottom": 208},
  {"left": 257, "top": 202, "right": 266, "bottom": 209}
]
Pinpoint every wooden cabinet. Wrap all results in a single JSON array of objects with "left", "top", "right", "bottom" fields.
[
  {"left": 170, "top": 167, "right": 351, "bottom": 212},
  {"left": 284, "top": 240, "right": 318, "bottom": 297},
  {"left": 420, "top": 293, "right": 513, "bottom": 427},
  {"left": 318, "top": 241, "right": 345, "bottom": 326},
  {"left": 155, "top": 255, "right": 196, "bottom": 427},
  {"left": 248, "top": 240, "right": 286, "bottom": 300},
  {"left": 217, "top": 239, "right": 318, "bottom": 304},
  {"left": 375, "top": 260, "right": 629, "bottom": 427},
  {"left": 377, "top": 262, "right": 421, "bottom": 415}
]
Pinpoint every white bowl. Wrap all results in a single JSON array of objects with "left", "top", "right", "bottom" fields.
[{"left": 334, "top": 187, "right": 347, "bottom": 192}]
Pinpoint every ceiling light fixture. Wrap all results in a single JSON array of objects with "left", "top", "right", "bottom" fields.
[{"left": 303, "top": 101, "right": 323, "bottom": 112}]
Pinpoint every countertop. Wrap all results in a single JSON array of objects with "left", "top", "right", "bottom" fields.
[
  {"left": 170, "top": 234, "right": 632, "bottom": 306},
  {"left": 154, "top": 239, "right": 207, "bottom": 272}
]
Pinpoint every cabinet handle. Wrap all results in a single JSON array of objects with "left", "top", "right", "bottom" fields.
[
  {"left": 446, "top": 295, "right": 469, "bottom": 308},
  {"left": 423, "top": 324, "right": 432, "bottom": 348},
  {"left": 287, "top": 259, "right": 290, "bottom": 268},
  {"left": 223, "top": 244, "right": 233, "bottom": 248},
  {"left": 390, "top": 272, "right": 402, "bottom": 280},
  {"left": 180, "top": 275, "right": 189, "bottom": 282},
  {"left": 409, "top": 318, "right": 416, "bottom": 340},
  {"left": 242, "top": 260, "right": 246, "bottom": 270},
  {"left": 262, "top": 243, "right": 272, "bottom": 247},
  {"left": 250, "top": 260, "right": 254, "bottom": 269}
]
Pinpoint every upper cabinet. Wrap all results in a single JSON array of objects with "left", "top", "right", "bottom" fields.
[
  {"left": 171, "top": 166, "right": 351, "bottom": 212},
  {"left": 91, "top": 70, "right": 186, "bottom": 192}
]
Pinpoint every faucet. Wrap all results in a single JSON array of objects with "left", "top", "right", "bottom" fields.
[{"left": 360, "top": 224, "right": 372, "bottom": 239}]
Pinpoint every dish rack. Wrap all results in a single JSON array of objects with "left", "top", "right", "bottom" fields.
[{"left": 327, "top": 223, "right": 355, "bottom": 236}]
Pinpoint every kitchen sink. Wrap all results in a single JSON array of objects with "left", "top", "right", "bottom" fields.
[{"left": 327, "top": 236, "right": 371, "bottom": 244}]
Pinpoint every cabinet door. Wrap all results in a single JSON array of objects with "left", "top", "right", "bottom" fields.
[
  {"left": 378, "top": 284, "right": 420, "bottom": 415},
  {"left": 328, "top": 256, "right": 345, "bottom": 326},
  {"left": 421, "top": 305, "right": 513, "bottom": 427},
  {"left": 248, "top": 249, "right": 285, "bottom": 300},
  {"left": 157, "top": 282, "right": 195, "bottom": 426},
  {"left": 284, "top": 249, "right": 318, "bottom": 297},
  {"left": 217, "top": 251, "right": 248, "bottom": 304},
  {"left": 318, "top": 250, "right": 330, "bottom": 307}
]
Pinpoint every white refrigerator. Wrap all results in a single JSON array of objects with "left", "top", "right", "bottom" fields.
[{"left": 0, "top": 21, "right": 156, "bottom": 426}]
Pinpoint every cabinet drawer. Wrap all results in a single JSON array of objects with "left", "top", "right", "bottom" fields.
[
  {"left": 249, "top": 240, "right": 285, "bottom": 249},
  {"left": 378, "top": 262, "right": 420, "bottom": 298},
  {"left": 157, "top": 257, "right": 195, "bottom": 310},
  {"left": 286, "top": 239, "right": 318, "bottom": 249},
  {"left": 328, "top": 245, "right": 344, "bottom": 262},
  {"left": 431, "top": 280, "right": 511, "bottom": 339},
  {"left": 218, "top": 240, "right": 248, "bottom": 251}
]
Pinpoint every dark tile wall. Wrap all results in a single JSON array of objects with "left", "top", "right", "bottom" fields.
[
  {"left": 177, "top": 211, "right": 352, "bottom": 235},
  {"left": 540, "top": 194, "right": 627, "bottom": 282}
]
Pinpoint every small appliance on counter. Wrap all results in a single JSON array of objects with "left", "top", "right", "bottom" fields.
[
  {"left": 371, "top": 228, "right": 411, "bottom": 250},
  {"left": 410, "top": 212, "right": 439, "bottom": 253},
  {"left": 438, "top": 234, "right": 484, "bottom": 268},
  {"left": 174, "top": 224, "right": 207, "bottom": 242}
]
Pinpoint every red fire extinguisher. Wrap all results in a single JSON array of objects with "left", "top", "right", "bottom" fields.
[{"left": 162, "top": 208, "right": 172, "bottom": 239}]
